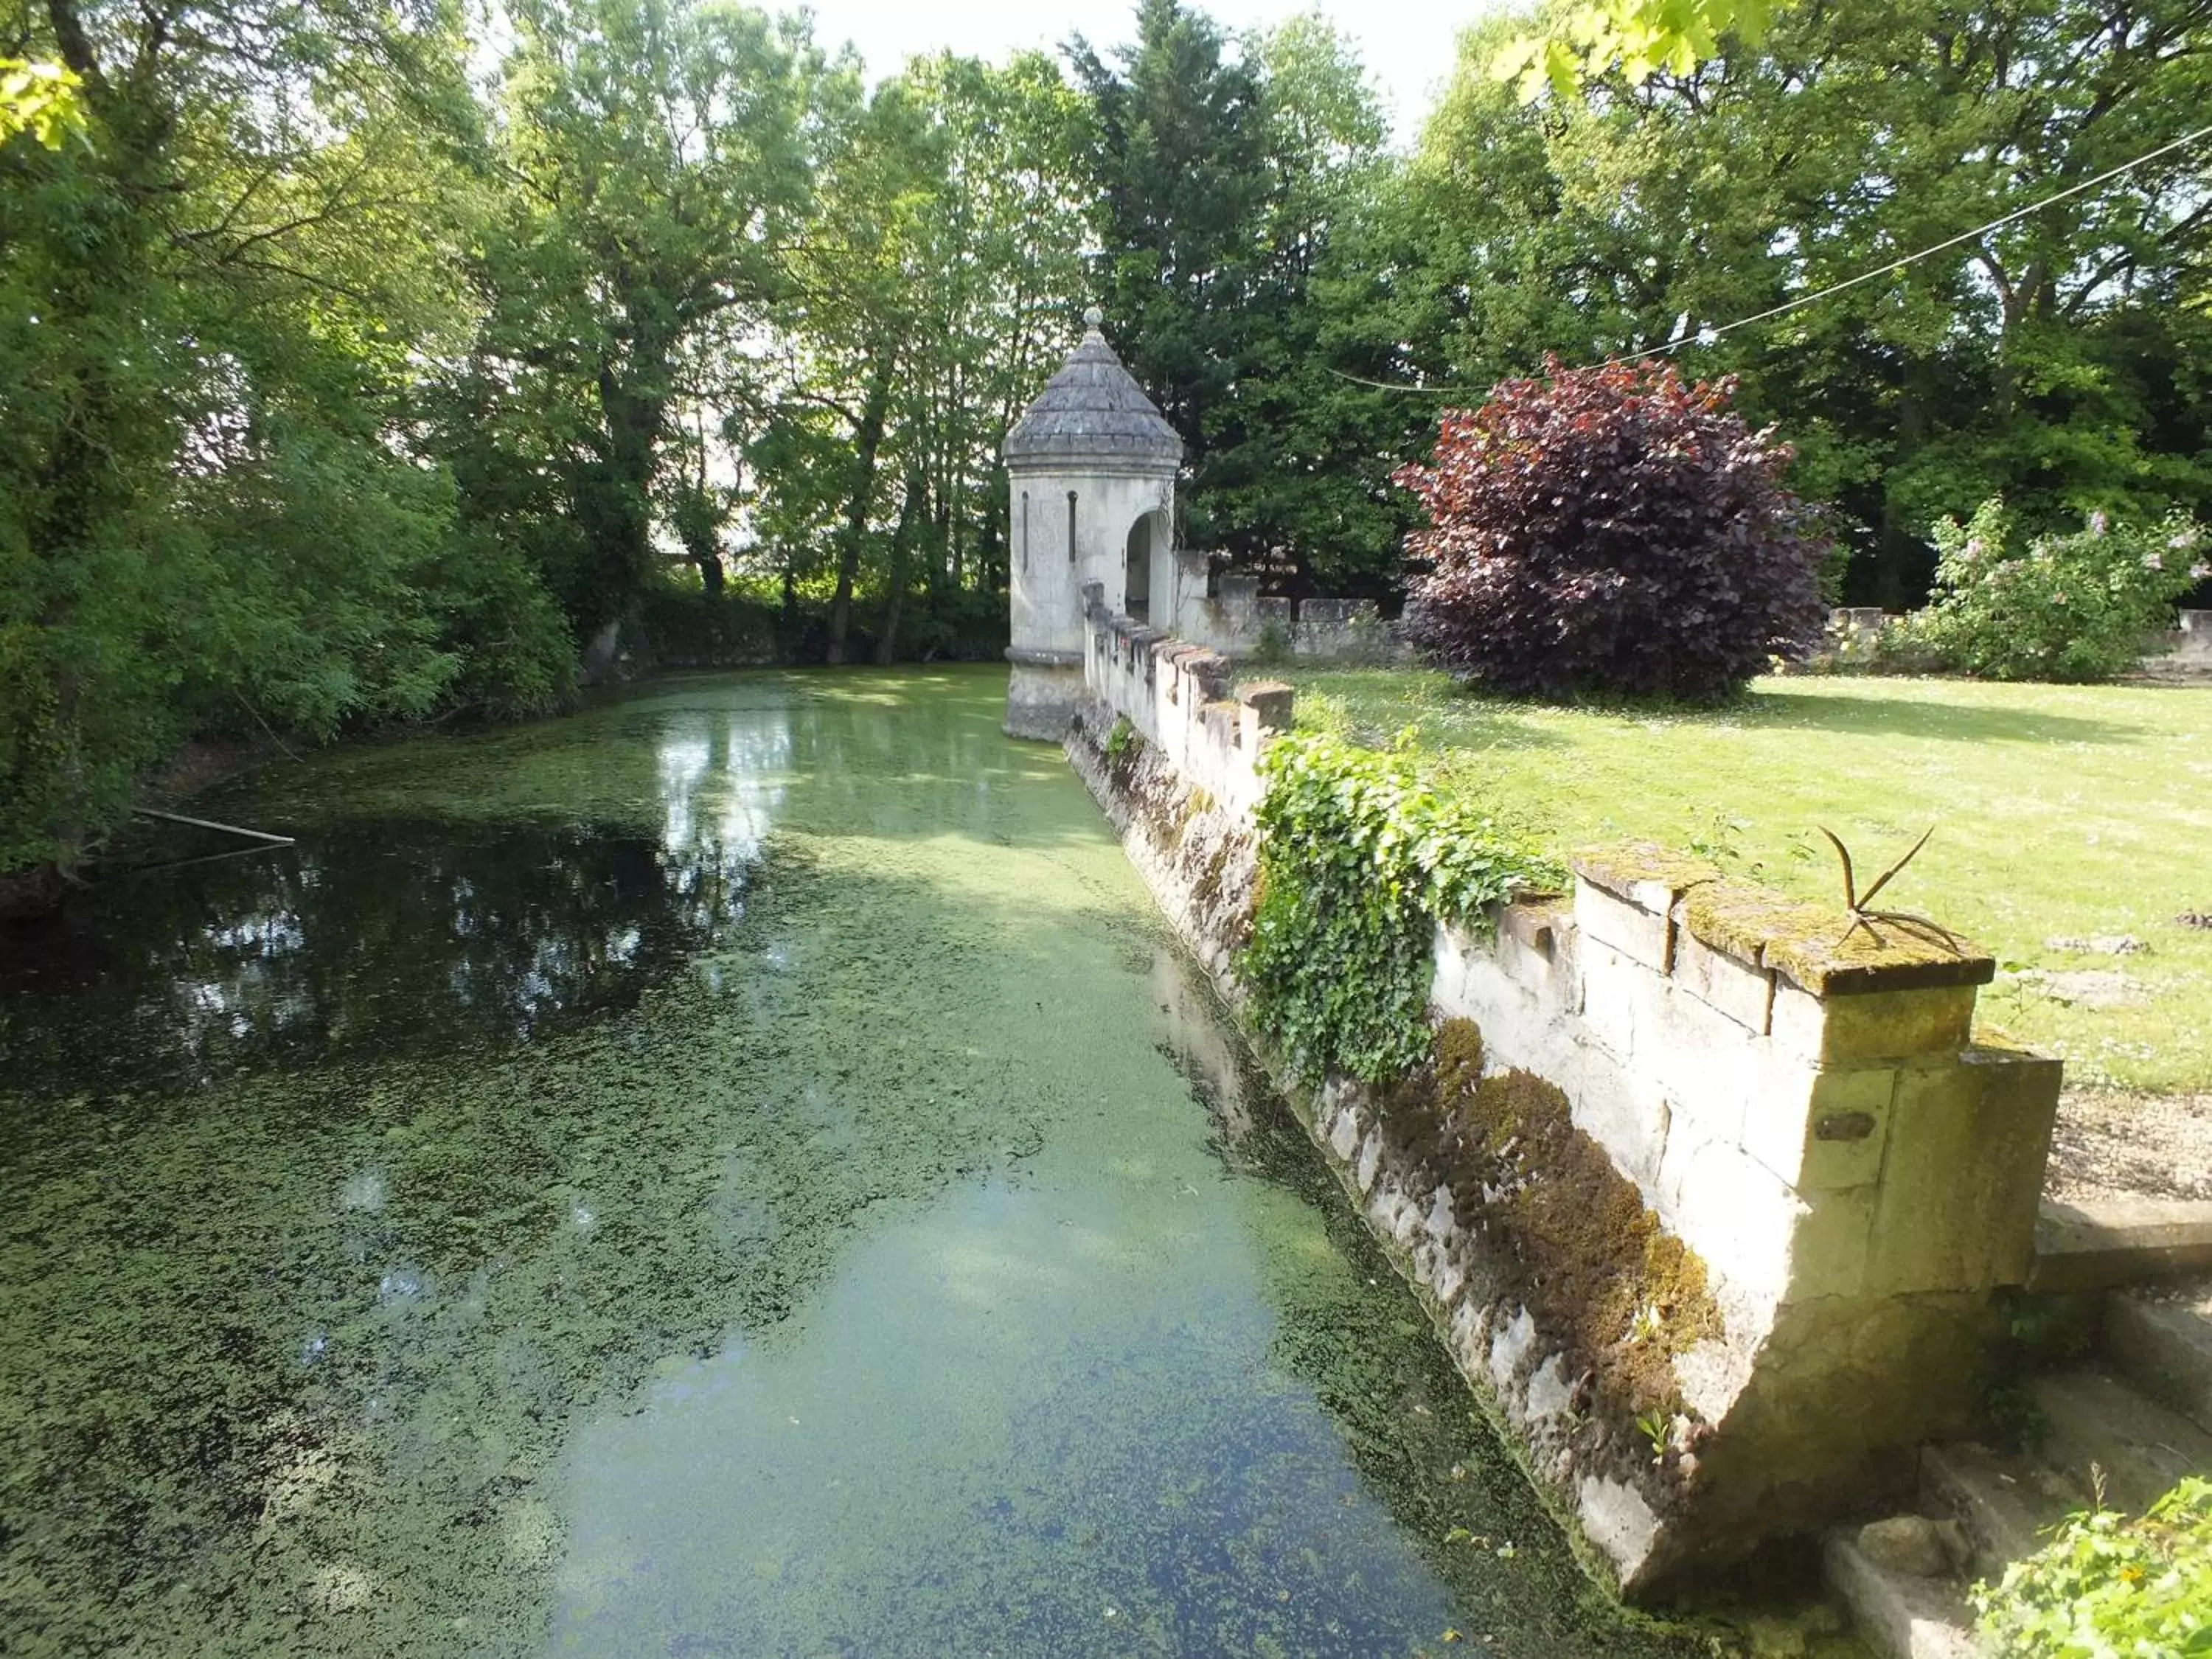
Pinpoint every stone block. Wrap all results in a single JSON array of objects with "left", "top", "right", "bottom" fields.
[
  {"left": 1577, "top": 939, "right": 1644, "bottom": 1059},
  {"left": 1784, "top": 1184, "right": 1876, "bottom": 1298},
  {"left": 1672, "top": 925, "right": 1775, "bottom": 1034},
  {"left": 1497, "top": 926, "right": 1562, "bottom": 1001},
  {"left": 1822, "top": 1533, "right": 1977, "bottom": 1659},
  {"left": 1658, "top": 1133, "right": 1803, "bottom": 1304},
  {"left": 1574, "top": 879, "right": 1674, "bottom": 972},
  {"left": 1635, "top": 982, "right": 1758, "bottom": 1146},
  {"left": 1864, "top": 1048, "right": 2059, "bottom": 1296},
  {"left": 1239, "top": 681, "right": 1293, "bottom": 733},
  {"left": 2180, "top": 610, "right": 2212, "bottom": 660},
  {"left": 1500, "top": 900, "right": 1562, "bottom": 956},
  {"left": 1770, "top": 982, "right": 1978, "bottom": 1067},
  {"left": 1579, "top": 1477, "right": 1661, "bottom": 1585},
  {"left": 1742, "top": 1065, "right": 1896, "bottom": 1192}
]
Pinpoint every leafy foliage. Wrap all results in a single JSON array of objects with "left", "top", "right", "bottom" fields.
[
  {"left": 1396, "top": 358, "right": 1831, "bottom": 702},
  {"left": 1969, "top": 1476, "right": 2212, "bottom": 1656},
  {"left": 1913, "top": 500, "right": 2209, "bottom": 683},
  {"left": 1, "top": 0, "right": 565, "bottom": 877},
  {"left": 1071, "top": 2, "right": 1414, "bottom": 583},
  {"left": 1402, "top": 0, "right": 2212, "bottom": 610},
  {"left": 1239, "top": 733, "right": 1562, "bottom": 1085},
  {"left": 0, "top": 57, "right": 83, "bottom": 148},
  {"left": 1490, "top": 0, "right": 1782, "bottom": 101}
]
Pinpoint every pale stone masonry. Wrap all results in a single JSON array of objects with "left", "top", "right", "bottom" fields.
[
  {"left": 1068, "top": 605, "right": 2065, "bottom": 1593},
  {"left": 1001, "top": 310, "right": 1182, "bottom": 740},
  {"left": 1001, "top": 313, "right": 1382, "bottom": 738}
]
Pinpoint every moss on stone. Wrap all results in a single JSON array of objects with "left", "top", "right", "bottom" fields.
[
  {"left": 1678, "top": 877, "right": 1994, "bottom": 995},
  {"left": 1433, "top": 1017, "right": 1485, "bottom": 1101},
  {"left": 1385, "top": 1026, "right": 1722, "bottom": 1422},
  {"left": 1758, "top": 915, "right": 1995, "bottom": 996},
  {"left": 1569, "top": 842, "right": 1723, "bottom": 905},
  {"left": 1677, "top": 880, "right": 1833, "bottom": 972}
]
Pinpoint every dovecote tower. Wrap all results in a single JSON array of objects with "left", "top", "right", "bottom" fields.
[{"left": 1001, "top": 308, "right": 1183, "bottom": 739}]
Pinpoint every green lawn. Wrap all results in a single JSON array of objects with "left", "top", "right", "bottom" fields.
[{"left": 1281, "top": 669, "right": 2212, "bottom": 1095}]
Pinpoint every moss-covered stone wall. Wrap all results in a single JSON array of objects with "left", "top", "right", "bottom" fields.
[{"left": 1068, "top": 617, "right": 2067, "bottom": 1598}]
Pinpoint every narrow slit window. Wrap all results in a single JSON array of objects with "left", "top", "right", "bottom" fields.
[
  {"left": 1067, "top": 491, "right": 1078, "bottom": 563},
  {"left": 1020, "top": 491, "right": 1029, "bottom": 572}
]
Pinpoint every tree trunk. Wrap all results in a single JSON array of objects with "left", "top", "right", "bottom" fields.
[
  {"left": 826, "top": 351, "right": 895, "bottom": 665},
  {"left": 593, "top": 355, "right": 667, "bottom": 630},
  {"left": 874, "top": 473, "right": 927, "bottom": 664},
  {"left": 1874, "top": 366, "right": 1933, "bottom": 611}
]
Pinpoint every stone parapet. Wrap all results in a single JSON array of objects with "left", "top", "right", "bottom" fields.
[
  {"left": 1157, "top": 568, "right": 1396, "bottom": 663},
  {"left": 1433, "top": 844, "right": 2057, "bottom": 1581},
  {"left": 1071, "top": 617, "right": 2064, "bottom": 1593},
  {"left": 1082, "top": 606, "right": 1291, "bottom": 816}
]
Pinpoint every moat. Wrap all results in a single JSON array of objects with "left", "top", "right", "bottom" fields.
[{"left": 1, "top": 667, "right": 1717, "bottom": 1657}]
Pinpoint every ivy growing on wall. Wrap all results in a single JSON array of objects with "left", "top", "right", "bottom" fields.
[{"left": 1239, "top": 734, "right": 1564, "bottom": 1085}]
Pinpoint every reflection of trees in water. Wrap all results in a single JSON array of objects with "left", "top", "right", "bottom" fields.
[{"left": 0, "top": 714, "right": 796, "bottom": 1093}]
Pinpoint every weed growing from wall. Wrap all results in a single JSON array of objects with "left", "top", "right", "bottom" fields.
[{"left": 1239, "top": 733, "right": 1562, "bottom": 1085}]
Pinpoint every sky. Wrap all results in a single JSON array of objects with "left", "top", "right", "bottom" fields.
[{"left": 799, "top": 0, "right": 1497, "bottom": 144}]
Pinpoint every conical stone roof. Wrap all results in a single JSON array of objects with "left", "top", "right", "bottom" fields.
[{"left": 1004, "top": 310, "right": 1183, "bottom": 470}]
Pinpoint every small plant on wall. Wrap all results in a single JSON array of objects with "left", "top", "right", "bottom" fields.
[
  {"left": 1239, "top": 734, "right": 1562, "bottom": 1085},
  {"left": 1394, "top": 357, "right": 1831, "bottom": 703}
]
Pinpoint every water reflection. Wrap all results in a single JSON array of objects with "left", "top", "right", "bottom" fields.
[{"left": 0, "top": 707, "right": 791, "bottom": 1091}]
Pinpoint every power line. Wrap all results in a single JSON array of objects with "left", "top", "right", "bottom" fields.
[{"left": 1330, "top": 119, "right": 2212, "bottom": 397}]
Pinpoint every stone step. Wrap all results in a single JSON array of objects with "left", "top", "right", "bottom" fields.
[
  {"left": 2105, "top": 1279, "right": 2212, "bottom": 1436},
  {"left": 1822, "top": 1531, "right": 1976, "bottom": 1659},
  {"left": 1918, "top": 1441, "right": 2070, "bottom": 1578},
  {"left": 2028, "top": 1368, "right": 2212, "bottom": 1514},
  {"left": 2030, "top": 1196, "right": 2212, "bottom": 1293}
]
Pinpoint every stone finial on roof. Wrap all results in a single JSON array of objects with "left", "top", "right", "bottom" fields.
[{"left": 1003, "top": 310, "right": 1183, "bottom": 471}]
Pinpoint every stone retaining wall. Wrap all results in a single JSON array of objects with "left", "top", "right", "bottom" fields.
[
  {"left": 1070, "top": 610, "right": 2066, "bottom": 1594},
  {"left": 1159, "top": 562, "right": 1392, "bottom": 663}
]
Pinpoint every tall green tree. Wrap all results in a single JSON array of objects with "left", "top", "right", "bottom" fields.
[
  {"left": 2, "top": 0, "right": 563, "bottom": 879},
  {"left": 1071, "top": 0, "right": 1265, "bottom": 555},
  {"left": 1406, "top": 0, "right": 2212, "bottom": 603},
  {"left": 748, "top": 49, "right": 1088, "bottom": 660},
  {"left": 450, "top": 0, "right": 833, "bottom": 637},
  {"left": 1071, "top": 3, "right": 1418, "bottom": 584}
]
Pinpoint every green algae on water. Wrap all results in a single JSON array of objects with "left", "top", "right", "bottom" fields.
[{"left": 1, "top": 667, "right": 1722, "bottom": 1658}]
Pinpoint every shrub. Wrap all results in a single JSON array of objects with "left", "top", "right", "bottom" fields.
[
  {"left": 1394, "top": 357, "right": 1831, "bottom": 703},
  {"left": 1970, "top": 1475, "right": 2212, "bottom": 1655},
  {"left": 1912, "top": 500, "right": 2209, "bottom": 683},
  {"left": 1239, "top": 733, "right": 1562, "bottom": 1085}
]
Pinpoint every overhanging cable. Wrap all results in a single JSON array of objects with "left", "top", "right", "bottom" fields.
[{"left": 1329, "top": 119, "right": 2212, "bottom": 396}]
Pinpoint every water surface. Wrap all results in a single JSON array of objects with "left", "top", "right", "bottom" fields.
[{"left": 1, "top": 668, "right": 1708, "bottom": 1657}]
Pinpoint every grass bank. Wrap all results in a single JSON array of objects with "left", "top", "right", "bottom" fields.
[{"left": 1281, "top": 670, "right": 2212, "bottom": 1094}]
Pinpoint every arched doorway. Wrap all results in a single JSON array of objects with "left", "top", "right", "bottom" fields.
[{"left": 1124, "top": 509, "right": 1170, "bottom": 623}]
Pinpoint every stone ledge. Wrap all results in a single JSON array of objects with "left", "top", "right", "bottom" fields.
[
  {"left": 1571, "top": 841, "right": 1722, "bottom": 912},
  {"left": 2029, "top": 1196, "right": 2212, "bottom": 1293},
  {"left": 1576, "top": 846, "right": 1996, "bottom": 998}
]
